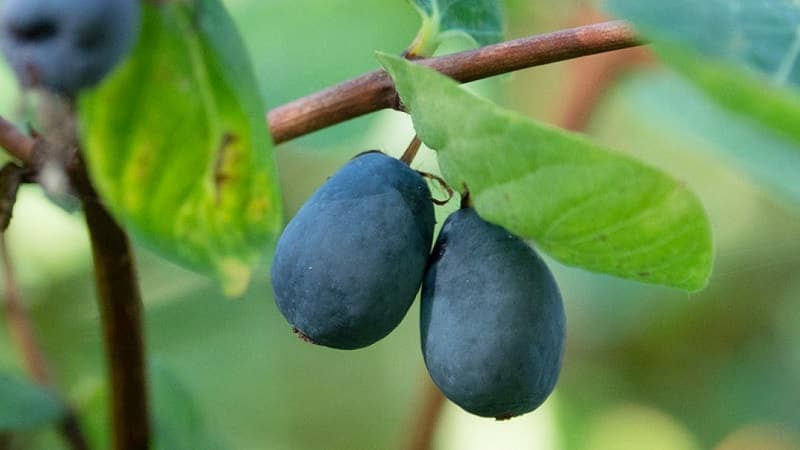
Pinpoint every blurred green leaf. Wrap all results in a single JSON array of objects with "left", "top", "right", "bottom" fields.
[
  {"left": 82, "top": 360, "right": 228, "bottom": 450},
  {"left": 150, "top": 360, "right": 228, "bottom": 450},
  {"left": 407, "top": 0, "right": 503, "bottom": 56},
  {"left": 0, "top": 372, "right": 64, "bottom": 431},
  {"left": 623, "top": 73, "right": 800, "bottom": 207},
  {"left": 80, "top": 0, "right": 282, "bottom": 296},
  {"left": 605, "top": 2, "right": 800, "bottom": 151},
  {"left": 378, "top": 54, "right": 713, "bottom": 290}
]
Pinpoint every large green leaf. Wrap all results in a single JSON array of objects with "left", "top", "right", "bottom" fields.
[
  {"left": 378, "top": 54, "right": 713, "bottom": 291},
  {"left": 0, "top": 372, "right": 64, "bottom": 431},
  {"left": 605, "top": 0, "right": 800, "bottom": 201},
  {"left": 80, "top": 0, "right": 282, "bottom": 296},
  {"left": 407, "top": 0, "right": 503, "bottom": 57}
]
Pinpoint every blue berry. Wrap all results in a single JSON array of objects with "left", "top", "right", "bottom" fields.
[
  {"left": 0, "top": 0, "right": 140, "bottom": 94},
  {"left": 271, "top": 151, "right": 435, "bottom": 350},
  {"left": 421, "top": 208, "right": 565, "bottom": 419}
]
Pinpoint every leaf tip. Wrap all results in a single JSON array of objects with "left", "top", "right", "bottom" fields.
[{"left": 218, "top": 259, "right": 253, "bottom": 298}]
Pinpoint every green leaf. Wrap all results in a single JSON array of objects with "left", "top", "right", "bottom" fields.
[
  {"left": 407, "top": 0, "right": 503, "bottom": 57},
  {"left": 81, "top": 360, "right": 228, "bottom": 450},
  {"left": 377, "top": 53, "right": 713, "bottom": 291},
  {"left": 150, "top": 360, "right": 228, "bottom": 450},
  {"left": 623, "top": 72, "right": 800, "bottom": 208},
  {"left": 605, "top": 0, "right": 800, "bottom": 148},
  {"left": 0, "top": 372, "right": 64, "bottom": 431},
  {"left": 80, "top": 0, "right": 282, "bottom": 296}
]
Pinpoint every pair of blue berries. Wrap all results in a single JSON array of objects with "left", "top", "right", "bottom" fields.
[{"left": 271, "top": 152, "right": 566, "bottom": 419}]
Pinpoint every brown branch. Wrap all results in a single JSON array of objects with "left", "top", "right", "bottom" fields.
[
  {"left": 1, "top": 236, "right": 51, "bottom": 384},
  {"left": 80, "top": 182, "right": 150, "bottom": 450},
  {"left": 0, "top": 116, "right": 35, "bottom": 164},
  {"left": 65, "top": 145, "right": 150, "bottom": 450},
  {"left": 267, "top": 20, "right": 642, "bottom": 144},
  {"left": 405, "top": 378, "right": 446, "bottom": 450},
  {"left": 400, "top": 135, "right": 423, "bottom": 165},
  {"left": 1, "top": 21, "right": 643, "bottom": 156}
]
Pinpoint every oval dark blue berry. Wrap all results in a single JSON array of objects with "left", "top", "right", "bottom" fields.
[
  {"left": 271, "top": 152, "right": 435, "bottom": 350},
  {"left": 421, "top": 208, "right": 565, "bottom": 419}
]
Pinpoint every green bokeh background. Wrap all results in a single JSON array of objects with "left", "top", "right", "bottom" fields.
[{"left": 1, "top": 0, "right": 799, "bottom": 449}]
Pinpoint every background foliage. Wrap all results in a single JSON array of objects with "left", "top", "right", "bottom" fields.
[{"left": 1, "top": 0, "right": 799, "bottom": 449}]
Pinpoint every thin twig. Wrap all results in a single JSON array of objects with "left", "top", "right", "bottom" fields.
[
  {"left": 415, "top": 170, "right": 454, "bottom": 206},
  {"left": 0, "top": 116, "right": 35, "bottom": 164},
  {"left": 267, "top": 20, "right": 642, "bottom": 144},
  {"left": 406, "top": 378, "right": 447, "bottom": 450},
  {"left": 400, "top": 135, "right": 423, "bottom": 165},
  {"left": 1, "top": 21, "right": 642, "bottom": 160},
  {"left": 78, "top": 182, "right": 150, "bottom": 450},
  {"left": 0, "top": 162, "right": 89, "bottom": 450},
  {"left": 1, "top": 237, "right": 90, "bottom": 450},
  {"left": 62, "top": 131, "right": 150, "bottom": 450},
  {"left": 1, "top": 236, "right": 50, "bottom": 384}
]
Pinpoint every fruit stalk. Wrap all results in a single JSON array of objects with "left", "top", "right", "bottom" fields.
[
  {"left": 267, "top": 20, "right": 642, "bottom": 144},
  {"left": 63, "top": 126, "right": 150, "bottom": 449},
  {"left": 405, "top": 378, "right": 446, "bottom": 450},
  {"left": 400, "top": 135, "right": 423, "bottom": 165},
  {"left": 79, "top": 174, "right": 150, "bottom": 450}
]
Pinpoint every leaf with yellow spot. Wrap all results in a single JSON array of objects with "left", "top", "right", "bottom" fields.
[{"left": 80, "top": 0, "right": 282, "bottom": 296}]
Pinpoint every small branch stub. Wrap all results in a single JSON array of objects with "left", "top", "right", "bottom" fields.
[{"left": 460, "top": 189, "right": 472, "bottom": 209}]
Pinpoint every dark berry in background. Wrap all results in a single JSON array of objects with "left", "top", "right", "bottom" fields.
[{"left": 0, "top": 0, "right": 140, "bottom": 95}]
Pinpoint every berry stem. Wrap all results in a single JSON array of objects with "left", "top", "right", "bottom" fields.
[
  {"left": 405, "top": 378, "right": 446, "bottom": 450},
  {"left": 416, "top": 170, "right": 454, "bottom": 206},
  {"left": 400, "top": 135, "right": 422, "bottom": 165},
  {"left": 460, "top": 190, "right": 472, "bottom": 209},
  {"left": 64, "top": 135, "right": 151, "bottom": 450}
]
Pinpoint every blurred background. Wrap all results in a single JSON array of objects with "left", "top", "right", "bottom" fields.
[{"left": 1, "top": 0, "right": 799, "bottom": 449}]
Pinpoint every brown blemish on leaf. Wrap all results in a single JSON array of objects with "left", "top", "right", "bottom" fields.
[{"left": 214, "top": 132, "right": 238, "bottom": 204}]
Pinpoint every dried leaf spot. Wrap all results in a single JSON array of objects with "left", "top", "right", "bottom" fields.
[{"left": 213, "top": 132, "right": 238, "bottom": 203}]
